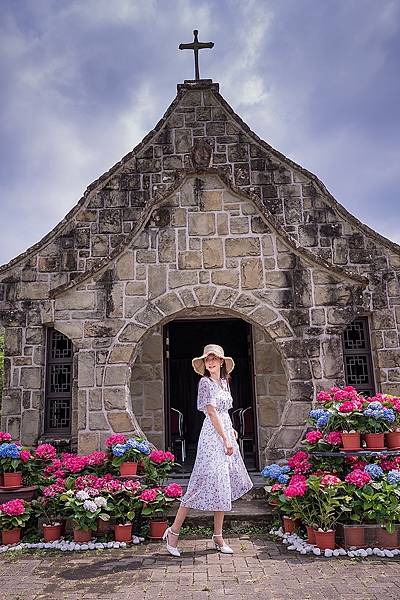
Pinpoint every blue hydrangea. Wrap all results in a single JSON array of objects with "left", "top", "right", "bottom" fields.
[
  {"left": 277, "top": 473, "right": 289, "bottom": 484},
  {"left": 261, "top": 463, "right": 289, "bottom": 482},
  {"left": 136, "top": 441, "right": 151, "bottom": 455},
  {"left": 368, "top": 401, "right": 383, "bottom": 410},
  {"left": 112, "top": 444, "right": 128, "bottom": 457},
  {"left": 364, "top": 464, "right": 384, "bottom": 480},
  {"left": 309, "top": 409, "right": 328, "bottom": 420},
  {"left": 317, "top": 414, "right": 330, "bottom": 429},
  {"left": 363, "top": 404, "right": 395, "bottom": 423},
  {"left": 0, "top": 443, "right": 20, "bottom": 459},
  {"left": 382, "top": 408, "right": 395, "bottom": 423},
  {"left": 387, "top": 470, "right": 400, "bottom": 485},
  {"left": 125, "top": 438, "right": 138, "bottom": 449}
]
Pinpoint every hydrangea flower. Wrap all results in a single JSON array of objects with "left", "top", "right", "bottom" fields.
[
  {"left": 0, "top": 499, "right": 26, "bottom": 516},
  {"left": 305, "top": 430, "right": 323, "bottom": 444},
  {"left": 83, "top": 499, "right": 98, "bottom": 513},
  {"left": 112, "top": 444, "right": 128, "bottom": 457},
  {"left": 94, "top": 496, "right": 107, "bottom": 508},
  {"left": 387, "top": 470, "right": 400, "bottom": 485},
  {"left": 325, "top": 431, "right": 342, "bottom": 446},
  {"left": 364, "top": 464, "right": 384, "bottom": 480},
  {"left": 345, "top": 469, "right": 371, "bottom": 488},
  {"left": 75, "top": 490, "right": 90, "bottom": 501},
  {"left": 0, "top": 443, "right": 20, "bottom": 459},
  {"left": 164, "top": 483, "right": 183, "bottom": 498}
]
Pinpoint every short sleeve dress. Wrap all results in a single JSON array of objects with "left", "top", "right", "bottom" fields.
[{"left": 179, "top": 376, "right": 253, "bottom": 511}]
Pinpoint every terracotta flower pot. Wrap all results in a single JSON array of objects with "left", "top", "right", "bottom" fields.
[
  {"left": 306, "top": 526, "right": 316, "bottom": 544},
  {"left": 386, "top": 431, "right": 400, "bottom": 449},
  {"left": 314, "top": 530, "right": 336, "bottom": 550},
  {"left": 114, "top": 523, "right": 133, "bottom": 542},
  {"left": 119, "top": 462, "right": 138, "bottom": 476},
  {"left": 3, "top": 472, "right": 22, "bottom": 488},
  {"left": 1, "top": 528, "right": 21, "bottom": 545},
  {"left": 43, "top": 524, "right": 62, "bottom": 542},
  {"left": 97, "top": 517, "right": 110, "bottom": 534},
  {"left": 149, "top": 519, "right": 168, "bottom": 539},
  {"left": 282, "top": 516, "right": 300, "bottom": 534},
  {"left": 73, "top": 529, "right": 92, "bottom": 543},
  {"left": 364, "top": 433, "right": 385, "bottom": 449},
  {"left": 341, "top": 432, "right": 361, "bottom": 451},
  {"left": 344, "top": 525, "right": 365, "bottom": 548},
  {"left": 377, "top": 527, "right": 399, "bottom": 549}
]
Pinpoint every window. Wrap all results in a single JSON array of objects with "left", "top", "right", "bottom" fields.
[
  {"left": 44, "top": 329, "right": 73, "bottom": 435},
  {"left": 342, "top": 317, "right": 375, "bottom": 397}
]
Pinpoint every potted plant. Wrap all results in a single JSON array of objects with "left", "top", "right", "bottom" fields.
[
  {"left": 307, "top": 474, "right": 346, "bottom": 550},
  {"left": 382, "top": 395, "right": 400, "bottom": 448},
  {"left": 142, "top": 450, "right": 176, "bottom": 486},
  {"left": 60, "top": 489, "right": 110, "bottom": 542},
  {"left": 0, "top": 442, "right": 32, "bottom": 488},
  {"left": 361, "top": 401, "right": 395, "bottom": 449},
  {"left": 110, "top": 437, "right": 151, "bottom": 476},
  {"left": 137, "top": 483, "right": 183, "bottom": 539},
  {"left": 328, "top": 400, "right": 364, "bottom": 451},
  {"left": 33, "top": 480, "right": 66, "bottom": 541},
  {"left": 107, "top": 480, "right": 141, "bottom": 542},
  {"left": 0, "top": 498, "right": 31, "bottom": 545},
  {"left": 279, "top": 475, "right": 316, "bottom": 541}
]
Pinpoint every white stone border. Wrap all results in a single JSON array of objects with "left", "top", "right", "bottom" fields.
[
  {"left": 0, "top": 535, "right": 145, "bottom": 554},
  {"left": 271, "top": 527, "right": 400, "bottom": 558}
]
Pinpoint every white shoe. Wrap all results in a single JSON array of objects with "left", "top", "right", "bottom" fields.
[
  {"left": 212, "top": 533, "right": 233, "bottom": 554},
  {"left": 162, "top": 526, "right": 181, "bottom": 557}
]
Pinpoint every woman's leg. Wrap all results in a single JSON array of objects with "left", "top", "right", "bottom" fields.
[
  {"left": 168, "top": 504, "right": 190, "bottom": 547},
  {"left": 213, "top": 511, "right": 225, "bottom": 544}
]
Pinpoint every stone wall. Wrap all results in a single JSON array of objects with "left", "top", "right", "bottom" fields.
[{"left": 130, "top": 326, "right": 164, "bottom": 449}]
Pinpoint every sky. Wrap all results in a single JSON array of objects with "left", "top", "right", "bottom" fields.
[{"left": 1, "top": 0, "right": 400, "bottom": 266}]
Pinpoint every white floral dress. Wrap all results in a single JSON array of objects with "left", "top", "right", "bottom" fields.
[{"left": 180, "top": 376, "right": 253, "bottom": 511}]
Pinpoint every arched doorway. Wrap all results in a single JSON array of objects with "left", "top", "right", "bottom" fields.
[{"left": 164, "top": 317, "right": 258, "bottom": 471}]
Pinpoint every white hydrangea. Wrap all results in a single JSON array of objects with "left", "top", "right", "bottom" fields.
[
  {"left": 83, "top": 500, "right": 98, "bottom": 513},
  {"left": 75, "top": 490, "right": 90, "bottom": 501},
  {"left": 94, "top": 496, "right": 107, "bottom": 508}
]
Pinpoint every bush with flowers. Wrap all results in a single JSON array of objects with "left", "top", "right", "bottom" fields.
[
  {"left": 0, "top": 499, "right": 31, "bottom": 534},
  {"left": 0, "top": 442, "right": 31, "bottom": 474},
  {"left": 108, "top": 436, "right": 151, "bottom": 470},
  {"left": 106, "top": 479, "right": 142, "bottom": 524},
  {"left": 59, "top": 489, "right": 110, "bottom": 533},
  {"left": 32, "top": 479, "right": 66, "bottom": 526},
  {"left": 136, "top": 483, "right": 183, "bottom": 520},
  {"left": 143, "top": 450, "right": 177, "bottom": 486}
]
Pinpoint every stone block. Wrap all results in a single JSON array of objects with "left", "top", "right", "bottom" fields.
[
  {"left": 107, "top": 412, "right": 135, "bottom": 433},
  {"left": 158, "top": 229, "right": 177, "bottom": 263},
  {"left": 322, "top": 338, "right": 344, "bottom": 378},
  {"left": 21, "top": 409, "right": 41, "bottom": 446},
  {"left": 103, "top": 387, "right": 127, "bottom": 410},
  {"left": 136, "top": 250, "right": 157, "bottom": 263},
  {"left": 143, "top": 381, "right": 163, "bottom": 410},
  {"left": 372, "top": 309, "right": 396, "bottom": 330},
  {"left": 99, "top": 209, "right": 122, "bottom": 233},
  {"left": 241, "top": 258, "right": 263, "bottom": 289},
  {"left": 104, "top": 365, "right": 129, "bottom": 386},
  {"left": 171, "top": 208, "right": 186, "bottom": 227},
  {"left": 1, "top": 391, "right": 22, "bottom": 415},
  {"left": 178, "top": 289, "right": 199, "bottom": 307},
  {"left": 202, "top": 239, "right": 224, "bottom": 269},
  {"left": 251, "top": 305, "right": 276, "bottom": 327},
  {"left": 92, "top": 235, "right": 109, "bottom": 257},
  {"left": 5, "top": 328, "right": 22, "bottom": 356},
  {"left": 271, "top": 427, "right": 303, "bottom": 450},
  {"left": 115, "top": 252, "right": 134, "bottom": 280},
  {"left": 168, "top": 271, "right": 198, "bottom": 288},
  {"left": 258, "top": 398, "right": 282, "bottom": 427},
  {"left": 78, "top": 352, "right": 96, "bottom": 387},
  {"left": 78, "top": 432, "right": 99, "bottom": 454},
  {"left": 126, "top": 281, "right": 147, "bottom": 296},
  {"left": 155, "top": 292, "right": 183, "bottom": 316},
  {"left": 201, "top": 191, "right": 222, "bottom": 211},
  {"left": 16, "top": 283, "right": 49, "bottom": 301},
  {"left": 20, "top": 367, "right": 42, "bottom": 389},
  {"left": 251, "top": 217, "right": 269, "bottom": 234},
  {"left": 56, "top": 322, "right": 83, "bottom": 340},
  {"left": 211, "top": 270, "right": 239, "bottom": 288},
  {"left": 225, "top": 238, "right": 260, "bottom": 257},
  {"left": 148, "top": 265, "right": 167, "bottom": 300},
  {"left": 175, "top": 129, "right": 192, "bottom": 153},
  {"left": 109, "top": 346, "right": 133, "bottom": 364},
  {"left": 314, "top": 285, "right": 352, "bottom": 306},
  {"left": 188, "top": 213, "right": 216, "bottom": 236},
  {"left": 217, "top": 213, "right": 229, "bottom": 235},
  {"left": 214, "top": 288, "right": 238, "bottom": 307},
  {"left": 84, "top": 320, "right": 124, "bottom": 338},
  {"left": 118, "top": 323, "right": 146, "bottom": 344},
  {"left": 194, "top": 286, "right": 216, "bottom": 306},
  {"left": 124, "top": 296, "right": 147, "bottom": 319},
  {"left": 136, "top": 304, "right": 163, "bottom": 327},
  {"left": 178, "top": 251, "right": 202, "bottom": 269},
  {"left": 57, "top": 290, "right": 95, "bottom": 311},
  {"left": 269, "top": 375, "right": 288, "bottom": 395},
  {"left": 89, "top": 412, "right": 110, "bottom": 431},
  {"left": 88, "top": 388, "right": 103, "bottom": 411},
  {"left": 230, "top": 217, "right": 249, "bottom": 234}
]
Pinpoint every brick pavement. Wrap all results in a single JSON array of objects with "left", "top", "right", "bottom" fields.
[{"left": 1, "top": 536, "right": 400, "bottom": 600}]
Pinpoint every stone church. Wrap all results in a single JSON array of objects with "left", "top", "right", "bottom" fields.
[{"left": 1, "top": 73, "right": 399, "bottom": 470}]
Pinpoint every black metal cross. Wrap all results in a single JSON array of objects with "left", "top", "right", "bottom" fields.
[{"left": 179, "top": 30, "right": 214, "bottom": 81}]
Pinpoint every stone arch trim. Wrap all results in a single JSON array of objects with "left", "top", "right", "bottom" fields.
[{"left": 91, "top": 288, "right": 316, "bottom": 457}]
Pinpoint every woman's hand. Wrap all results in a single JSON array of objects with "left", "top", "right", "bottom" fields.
[
  {"left": 224, "top": 439, "right": 234, "bottom": 456},
  {"left": 232, "top": 428, "right": 238, "bottom": 441}
]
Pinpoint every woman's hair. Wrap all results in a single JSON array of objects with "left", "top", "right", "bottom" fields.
[{"left": 203, "top": 359, "right": 231, "bottom": 383}]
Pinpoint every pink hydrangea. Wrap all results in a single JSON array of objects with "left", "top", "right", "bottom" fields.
[
  {"left": 317, "top": 391, "right": 332, "bottom": 403},
  {"left": 326, "top": 431, "right": 342, "bottom": 446},
  {"left": 42, "top": 480, "right": 65, "bottom": 497},
  {"left": 349, "top": 459, "right": 368, "bottom": 471},
  {"left": 380, "top": 459, "right": 397, "bottom": 471},
  {"left": 0, "top": 431, "right": 12, "bottom": 442},
  {"left": 0, "top": 499, "right": 25, "bottom": 516},
  {"left": 338, "top": 401, "right": 358, "bottom": 413},
  {"left": 164, "top": 451, "right": 175, "bottom": 461},
  {"left": 271, "top": 483, "right": 283, "bottom": 492},
  {"left": 345, "top": 469, "right": 372, "bottom": 488},
  {"left": 306, "top": 430, "right": 323, "bottom": 444},
  {"left": 140, "top": 488, "right": 158, "bottom": 502},
  {"left": 44, "top": 459, "right": 65, "bottom": 480},
  {"left": 320, "top": 474, "right": 341, "bottom": 487},
  {"left": 74, "top": 475, "right": 104, "bottom": 491},
  {"left": 19, "top": 450, "right": 32, "bottom": 463},
  {"left": 35, "top": 444, "right": 57, "bottom": 461},
  {"left": 61, "top": 453, "right": 88, "bottom": 473},
  {"left": 105, "top": 434, "right": 126, "bottom": 447},
  {"left": 284, "top": 475, "right": 307, "bottom": 497},
  {"left": 149, "top": 450, "right": 168, "bottom": 464},
  {"left": 123, "top": 480, "right": 141, "bottom": 493},
  {"left": 287, "top": 451, "right": 312, "bottom": 475},
  {"left": 102, "top": 479, "right": 122, "bottom": 493},
  {"left": 164, "top": 483, "right": 183, "bottom": 498},
  {"left": 86, "top": 451, "right": 107, "bottom": 466}
]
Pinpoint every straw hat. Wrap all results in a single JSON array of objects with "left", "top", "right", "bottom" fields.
[{"left": 192, "top": 344, "right": 235, "bottom": 376}]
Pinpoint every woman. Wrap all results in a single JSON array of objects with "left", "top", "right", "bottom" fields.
[{"left": 162, "top": 344, "right": 253, "bottom": 557}]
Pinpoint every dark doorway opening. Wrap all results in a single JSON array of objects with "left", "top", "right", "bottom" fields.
[{"left": 164, "top": 318, "right": 258, "bottom": 473}]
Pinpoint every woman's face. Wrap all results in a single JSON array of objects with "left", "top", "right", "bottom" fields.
[{"left": 204, "top": 353, "right": 223, "bottom": 375}]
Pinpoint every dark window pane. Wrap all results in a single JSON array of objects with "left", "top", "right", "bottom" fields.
[
  {"left": 45, "top": 329, "right": 73, "bottom": 434},
  {"left": 48, "top": 398, "right": 71, "bottom": 430},
  {"left": 342, "top": 317, "right": 375, "bottom": 396},
  {"left": 343, "top": 320, "right": 366, "bottom": 351}
]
